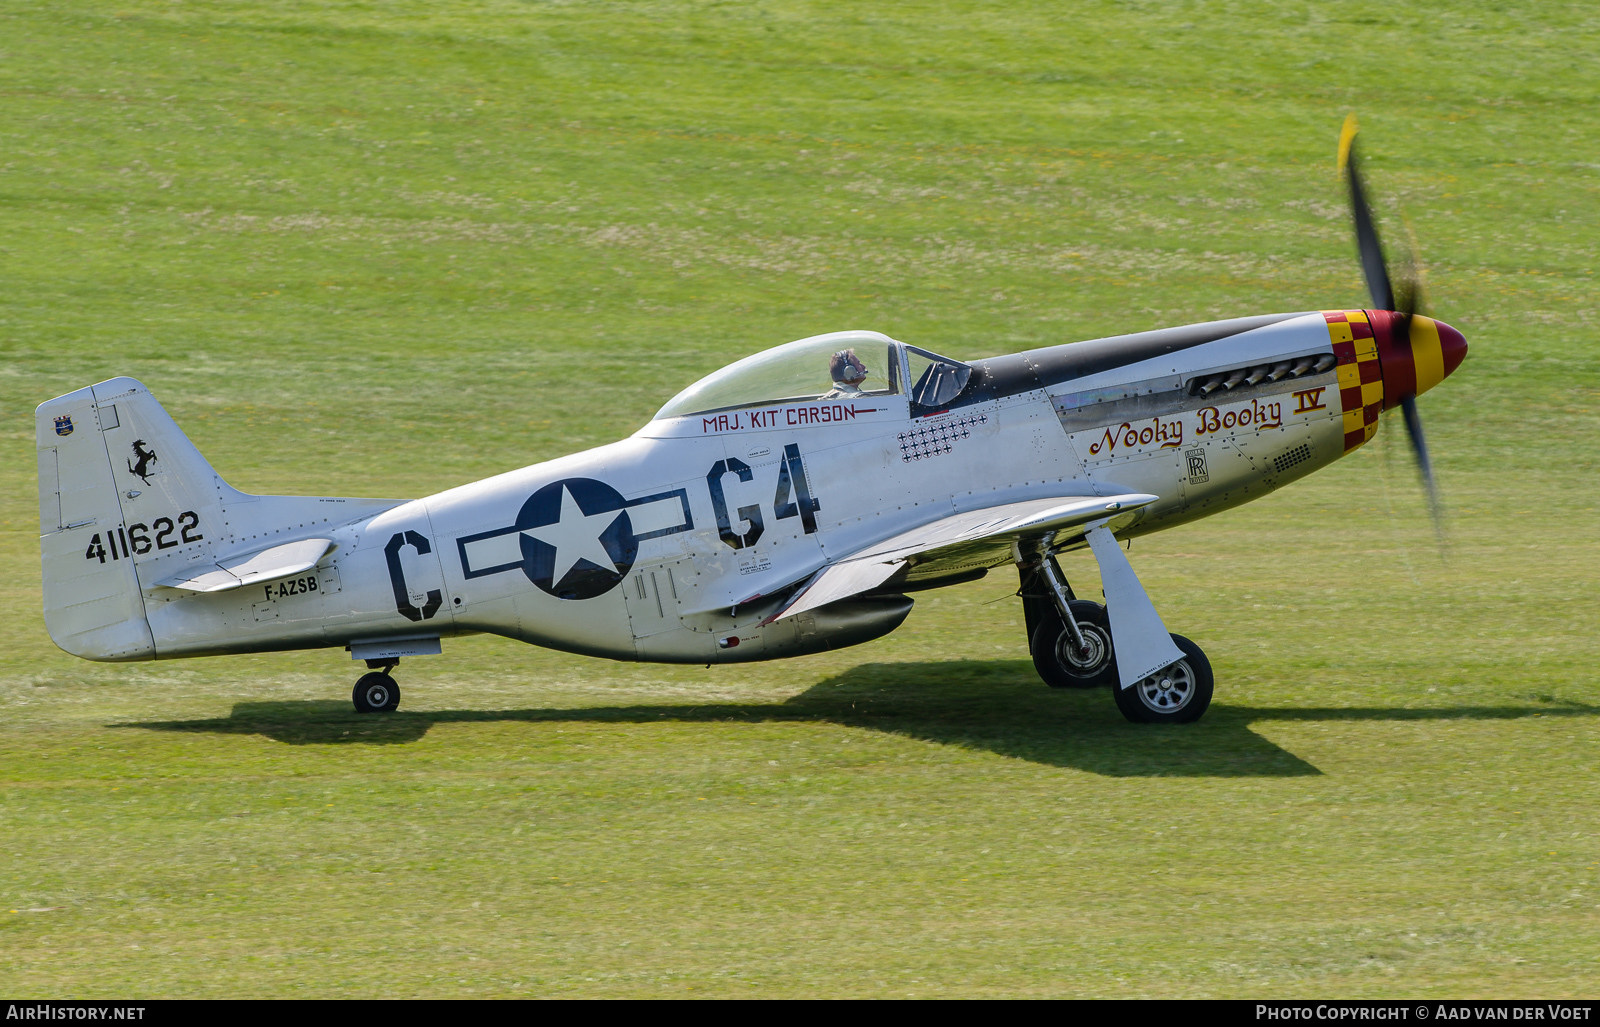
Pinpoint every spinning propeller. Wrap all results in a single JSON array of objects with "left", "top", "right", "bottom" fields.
[{"left": 1337, "top": 114, "right": 1450, "bottom": 539}]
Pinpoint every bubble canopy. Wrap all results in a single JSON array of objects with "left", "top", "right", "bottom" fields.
[{"left": 653, "top": 331, "right": 901, "bottom": 420}]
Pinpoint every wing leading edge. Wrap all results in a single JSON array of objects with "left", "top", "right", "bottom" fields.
[{"left": 767, "top": 493, "right": 1158, "bottom": 623}]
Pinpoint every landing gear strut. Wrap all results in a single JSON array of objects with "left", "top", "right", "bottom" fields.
[
  {"left": 353, "top": 658, "right": 401, "bottom": 713},
  {"left": 1017, "top": 541, "right": 1213, "bottom": 722},
  {"left": 1019, "top": 549, "right": 1116, "bottom": 688}
]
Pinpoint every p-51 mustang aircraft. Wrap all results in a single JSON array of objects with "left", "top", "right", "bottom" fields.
[{"left": 35, "top": 120, "right": 1465, "bottom": 724}]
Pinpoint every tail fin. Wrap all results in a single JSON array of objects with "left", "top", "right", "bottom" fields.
[
  {"left": 40, "top": 378, "right": 407, "bottom": 662},
  {"left": 38, "top": 377, "right": 246, "bottom": 660}
]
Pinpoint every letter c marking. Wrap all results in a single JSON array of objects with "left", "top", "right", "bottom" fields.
[{"left": 385, "top": 530, "right": 443, "bottom": 622}]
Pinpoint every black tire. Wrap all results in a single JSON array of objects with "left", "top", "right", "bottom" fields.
[
  {"left": 1031, "top": 601, "right": 1116, "bottom": 689},
  {"left": 1111, "top": 633, "right": 1212, "bottom": 724},
  {"left": 352, "top": 673, "right": 400, "bottom": 713}
]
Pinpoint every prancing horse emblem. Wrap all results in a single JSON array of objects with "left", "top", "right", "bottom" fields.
[{"left": 128, "top": 439, "right": 158, "bottom": 484}]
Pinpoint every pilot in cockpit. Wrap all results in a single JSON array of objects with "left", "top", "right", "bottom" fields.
[{"left": 823, "top": 348, "right": 869, "bottom": 399}]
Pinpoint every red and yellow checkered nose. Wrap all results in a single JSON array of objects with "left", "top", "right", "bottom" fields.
[
  {"left": 1322, "top": 309, "right": 1467, "bottom": 452},
  {"left": 1323, "top": 310, "right": 1383, "bottom": 450}
]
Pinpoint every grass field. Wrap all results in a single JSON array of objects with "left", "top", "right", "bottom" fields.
[{"left": 3, "top": 0, "right": 1599, "bottom": 998}]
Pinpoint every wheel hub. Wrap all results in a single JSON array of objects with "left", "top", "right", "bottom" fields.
[
  {"left": 1057, "top": 623, "right": 1109, "bottom": 672},
  {"left": 365, "top": 684, "right": 390, "bottom": 707},
  {"left": 1135, "top": 659, "right": 1194, "bottom": 713}
]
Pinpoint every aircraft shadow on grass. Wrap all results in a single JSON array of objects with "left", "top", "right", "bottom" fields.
[{"left": 119, "top": 660, "right": 1599, "bottom": 778}]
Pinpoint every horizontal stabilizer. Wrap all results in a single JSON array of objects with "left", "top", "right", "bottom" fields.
[
  {"left": 771, "top": 493, "right": 1157, "bottom": 623},
  {"left": 156, "top": 538, "right": 334, "bottom": 593}
]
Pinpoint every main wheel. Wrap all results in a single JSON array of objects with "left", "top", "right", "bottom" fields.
[
  {"left": 1111, "top": 633, "right": 1212, "bottom": 723},
  {"left": 352, "top": 673, "right": 400, "bottom": 713},
  {"left": 1031, "top": 601, "right": 1116, "bottom": 688}
]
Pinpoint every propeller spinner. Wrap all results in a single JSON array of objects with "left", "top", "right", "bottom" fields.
[{"left": 1337, "top": 114, "right": 1466, "bottom": 537}]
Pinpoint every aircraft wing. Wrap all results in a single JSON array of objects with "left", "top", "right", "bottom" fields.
[{"left": 767, "top": 493, "right": 1157, "bottom": 622}]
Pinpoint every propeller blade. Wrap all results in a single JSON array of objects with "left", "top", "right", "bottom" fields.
[
  {"left": 1392, "top": 212, "right": 1428, "bottom": 345},
  {"left": 1398, "top": 393, "right": 1444, "bottom": 540},
  {"left": 1338, "top": 113, "right": 1395, "bottom": 313},
  {"left": 1340, "top": 115, "right": 1445, "bottom": 545}
]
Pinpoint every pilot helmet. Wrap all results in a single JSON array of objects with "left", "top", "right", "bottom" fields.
[{"left": 829, "top": 348, "right": 868, "bottom": 384}]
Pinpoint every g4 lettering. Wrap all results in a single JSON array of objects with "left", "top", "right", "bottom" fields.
[
  {"left": 772, "top": 444, "right": 821, "bottom": 533},
  {"left": 706, "top": 443, "right": 821, "bottom": 551},
  {"left": 707, "top": 457, "right": 764, "bottom": 549}
]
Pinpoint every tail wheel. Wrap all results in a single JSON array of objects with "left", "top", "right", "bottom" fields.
[
  {"left": 353, "top": 673, "right": 400, "bottom": 714},
  {"left": 1031, "top": 601, "right": 1116, "bottom": 689},
  {"left": 1112, "top": 633, "right": 1213, "bottom": 724}
]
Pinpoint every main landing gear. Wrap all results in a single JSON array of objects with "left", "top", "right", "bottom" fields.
[
  {"left": 1018, "top": 551, "right": 1213, "bottom": 724},
  {"left": 353, "top": 658, "right": 401, "bottom": 714}
]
